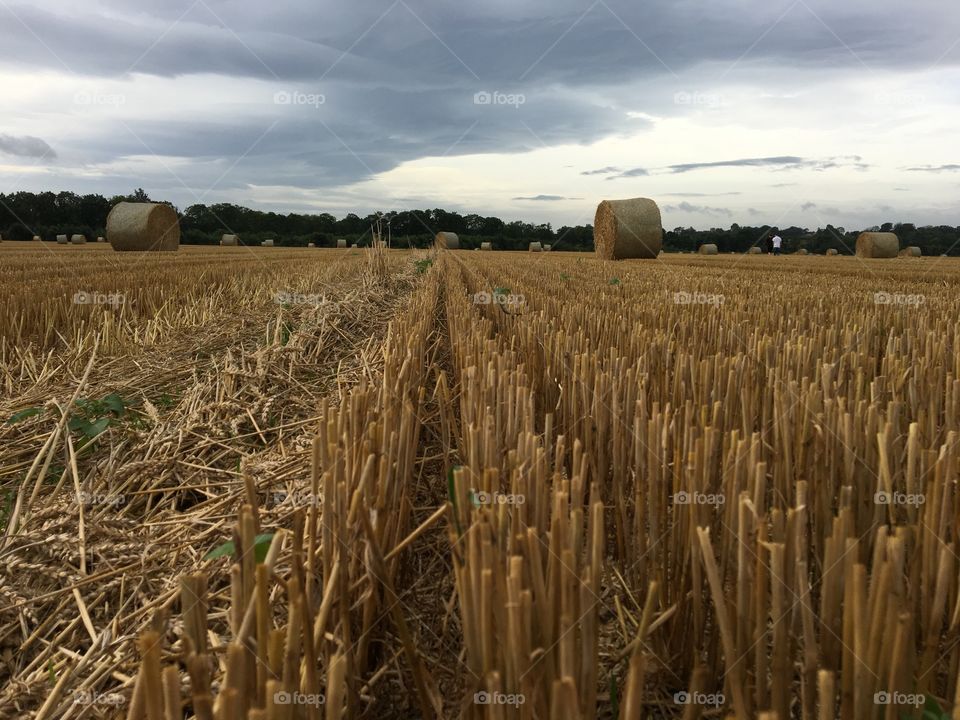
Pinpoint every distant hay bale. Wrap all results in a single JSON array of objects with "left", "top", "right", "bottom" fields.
[
  {"left": 96, "top": 236, "right": 106, "bottom": 243},
  {"left": 70, "top": 234, "right": 86, "bottom": 244},
  {"left": 593, "top": 197, "right": 662, "bottom": 260},
  {"left": 796, "top": 249, "right": 809, "bottom": 255},
  {"left": 856, "top": 232, "right": 899, "bottom": 258},
  {"left": 32, "top": 235, "right": 41, "bottom": 241},
  {"left": 105, "top": 203, "right": 180, "bottom": 252},
  {"left": 262, "top": 239, "right": 274, "bottom": 247},
  {"left": 748, "top": 247, "right": 762, "bottom": 254},
  {"left": 899, "top": 246, "right": 921, "bottom": 257},
  {"left": 56, "top": 234, "right": 68, "bottom": 244},
  {"left": 436, "top": 232, "right": 459, "bottom": 249},
  {"left": 480, "top": 242, "right": 492, "bottom": 251},
  {"left": 825, "top": 248, "right": 838, "bottom": 256},
  {"left": 220, "top": 234, "right": 238, "bottom": 246},
  {"left": 307, "top": 242, "right": 316, "bottom": 248},
  {"left": 351, "top": 243, "right": 359, "bottom": 248},
  {"left": 698, "top": 244, "right": 718, "bottom": 255},
  {"left": 529, "top": 242, "right": 543, "bottom": 252},
  {"left": 336, "top": 238, "right": 347, "bottom": 248},
  {"left": 543, "top": 244, "right": 552, "bottom": 251}
]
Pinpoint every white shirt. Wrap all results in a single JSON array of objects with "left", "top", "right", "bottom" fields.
[{"left": 772, "top": 235, "right": 782, "bottom": 248}]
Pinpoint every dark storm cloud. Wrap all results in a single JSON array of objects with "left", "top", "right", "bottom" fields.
[{"left": 0, "top": 134, "right": 56, "bottom": 158}]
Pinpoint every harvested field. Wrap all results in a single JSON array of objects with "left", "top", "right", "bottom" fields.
[{"left": 3, "top": 245, "right": 960, "bottom": 719}]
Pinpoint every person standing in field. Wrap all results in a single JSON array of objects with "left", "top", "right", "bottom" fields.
[{"left": 772, "top": 233, "right": 783, "bottom": 255}]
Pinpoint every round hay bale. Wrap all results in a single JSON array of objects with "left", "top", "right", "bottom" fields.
[
  {"left": 56, "top": 234, "right": 68, "bottom": 244},
  {"left": 96, "top": 236, "right": 106, "bottom": 243},
  {"left": 436, "top": 232, "right": 459, "bottom": 249},
  {"left": 32, "top": 235, "right": 41, "bottom": 241},
  {"left": 529, "top": 242, "right": 543, "bottom": 252},
  {"left": 70, "top": 234, "right": 86, "bottom": 244},
  {"left": 796, "top": 248, "right": 809, "bottom": 255},
  {"left": 698, "top": 244, "right": 718, "bottom": 255},
  {"left": 351, "top": 243, "right": 359, "bottom": 248},
  {"left": 543, "top": 244, "right": 552, "bottom": 251},
  {"left": 262, "top": 239, "right": 274, "bottom": 247},
  {"left": 336, "top": 238, "right": 347, "bottom": 248},
  {"left": 307, "top": 242, "right": 316, "bottom": 248},
  {"left": 220, "top": 234, "right": 238, "bottom": 246},
  {"left": 106, "top": 203, "right": 179, "bottom": 252},
  {"left": 748, "top": 247, "right": 762, "bottom": 254},
  {"left": 825, "top": 248, "right": 838, "bottom": 256},
  {"left": 856, "top": 232, "right": 898, "bottom": 258},
  {"left": 480, "top": 242, "right": 492, "bottom": 251},
  {"left": 899, "top": 246, "right": 921, "bottom": 257},
  {"left": 593, "top": 197, "right": 662, "bottom": 260}
]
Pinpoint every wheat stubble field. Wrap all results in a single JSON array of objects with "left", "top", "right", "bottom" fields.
[{"left": 2, "top": 243, "right": 960, "bottom": 719}]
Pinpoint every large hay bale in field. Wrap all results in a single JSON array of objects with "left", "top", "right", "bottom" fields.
[
  {"left": 593, "top": 197, "right": 662, "bottom": 260},
  {"left": 826, "top": 249, "right": 838, "bottom": 256},
  {"left": 71, "top": 234, "right": 86, "bottom": 244},
  {"left": 529, "top": 242, "right": 543, "bottom": 252},
  {"left": 698, "top": 244, "right": 718, "bottom": 255},
  {"left": 748, "top": 247, "right": 762, "bottom": 254},
  {"left": 96, "top": 236, "right": 106, "bottom": 243},
  {"left": 543, "top": 244, "right": 552, "bottom": 251},
  {"left": 106, "top": 203, "right": 180, "bottom": 252},
  {"left": 221, "top": 234, "right": 238, "bottom": 246},
  {"left": 480, "top": 242, "right": 492, "bottom": 251},
  {"left": 900, "top": 246, "right": 921, "bottom": 257},
  {"left": 856, "top": 232, "right": 898, "bottom": 258},
  {"left": 307, "top": 242, "right": 316, "bottom": 248},
  {"left": 436, "top": 232, "right": 459, "bottom": 249},
  {"left": 32, "top": 235, "right": 41, "bottom": 241},
  {"left": 336, "top": 238, "right": 347, "bottom": 248},
  {"left": 56, "top": 234, "right": 68, "bottom": 244},
  {"left": 262, "top": 239, "right": 274, "bottom": 247},
  {"left": 796, "top": 249, "right": 809, "bottom": 255}
]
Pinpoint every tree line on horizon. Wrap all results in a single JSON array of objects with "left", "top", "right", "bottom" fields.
[{"left": 1, "top": 189, "right": 957, "bottom": 255}]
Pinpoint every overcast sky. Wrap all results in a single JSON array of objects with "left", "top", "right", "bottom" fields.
[{"left": 1, "top": 0, "right": 958, "bottom": 229}]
